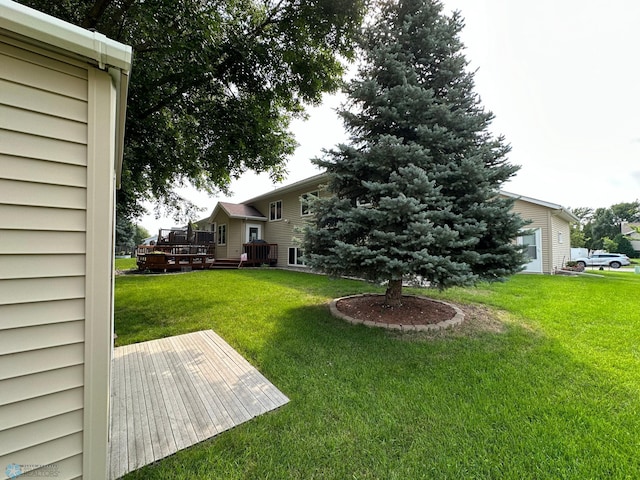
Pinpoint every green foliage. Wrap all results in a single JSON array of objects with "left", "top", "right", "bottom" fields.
[
  {"left": 590, "top": 208, "right": 619, "bottom": 249},
  {"left": 115, "top": 215, "right": 136, "bottom": 253},
  {"left": 614, "top": 234, "right": 637, "bottom": 258},
  {"left": 115, "top": 270, "right": 640, "bottom": 479},
  {"left": 573, "top": 201, "right": 640, "bottom": 250},
  {"left": 602, "top": 236, "right": 617, "bottom": 252},
  {"left": 133, "top": 224, "right": 151, "bottom": 246},
  {"left": 570, "top": 224, "right": 586, "bottom": 248},
  {"left": 18, "top": 0, "right": 366, "bottom": 220},
  {"left": 303, "top": 0, "right": 525, "bottom": 297}
]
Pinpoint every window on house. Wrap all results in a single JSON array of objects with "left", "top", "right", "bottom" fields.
[
  {"left": 519, "top": 233, "right": 537, "bottom": 260},
  {"left": 301, "top": 191, "right": 319, "bottom": 216},
  {"left": 270, "top": 200, "right": 282, "bottom": 221},
  {"left": 217, "top": 224, "right": 226, "bottom": 245},
  {"left": 288, "top": 247, "right": 305, "bottom": 266}
]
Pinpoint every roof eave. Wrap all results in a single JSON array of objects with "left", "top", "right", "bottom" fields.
[
  {"left": 0, "top": 0, "right": 132, "bottom": 71},
  {"left": 501, "top": 190, "right": 579, "bottom": 222},
  {"left": 242, "top": 172, "right": 328, "bottom": 204},
  {"left": 229, "top": 215, "right": 267, "bottom": 222}
]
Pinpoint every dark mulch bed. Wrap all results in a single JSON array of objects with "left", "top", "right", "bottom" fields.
[{"left": 336, "top": 295, "right": 457, "bottom": 326}]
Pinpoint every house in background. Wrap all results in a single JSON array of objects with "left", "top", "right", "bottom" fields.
[
  {"left": 501, "top": 191, "right": 579, "bottom": 273},
  {"left": 0, "top": 1, "right": 131, "bottom": 478},
  {"left": 205, "top": 174, "right": 578, "bottom": 274},
  {"left": 207, "top": 173, "right": 326, "bottom": 267},
  {"left": 621, "top": 221, "right": 640, "bottom": 252}
]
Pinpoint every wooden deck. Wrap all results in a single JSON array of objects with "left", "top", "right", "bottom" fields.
[{"left": 108, "top": 330, "right": 289, "bottom": 479}]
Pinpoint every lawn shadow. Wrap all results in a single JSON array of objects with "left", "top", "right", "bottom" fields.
[{"left": 249, "top": 299, "right": 640, "bottom": 479}]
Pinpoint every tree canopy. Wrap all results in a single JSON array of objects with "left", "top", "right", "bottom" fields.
[
  {"left": 302, "top": 0, "right": 526, "bottom": 306},
  {"left": 572, "top": 201, "right": 640, "bottom": 253},
  {"left": 18, "top": 0, "right": 366, "bottom": 219}
]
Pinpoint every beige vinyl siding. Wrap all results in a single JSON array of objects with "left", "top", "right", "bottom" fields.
[
  {"left": 0, "top": 204, "right": 86, "bottom": 231},
  {"left": 551, "top": 214, "right": 571, "bottom": 271},
  {"left": 511, "top": 199, "right": 552, "bottom": 273},
  {"left": 227, "top": 218, "right": 245, "bottom": 259},
  {"left": 0, "top": 388, "right": 84, "bottom": 432},
  {"left": 0, "top": 299, "right": 85, "bottom": 330},
  {"left": 0, "top": 433, "right": 83, "bottom": 479},
  {"left": 0, "top": 38, "right": 89, "bottom": 96},
  {"left": 0, "top": 410, "right": 84, "bottom": 456},
  {"left": 250, "top": 185, "right": 321, "bottom": 266},
  {"left": 511, "top": 199, "right": 549, "bottom": 272},
  {"left": 0, "top": 154, "right": 87, "bottom": 186},
  {"left": 0, "top": 254, "right": 85, "bottom": 279},
  {"left": 0, "top": 37, "right": 89, "bottom": 478},
  {"left": 211, "top": 210, "right": 230, "bottom": 258}
]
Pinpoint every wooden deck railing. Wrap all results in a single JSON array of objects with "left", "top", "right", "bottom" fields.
[
  {"left": 137, "top": 252, "right": 216, "bottom": 271},
  {"left": 136, "top": 244, "right": 215, "bottom": 256},
  {"left": 242, "top": 243, "right": 278, "bottom": 266}
]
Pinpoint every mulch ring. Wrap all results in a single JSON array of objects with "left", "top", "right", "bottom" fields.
[{"left": 330, "top": 294, "right": 465, "bottom": 332}]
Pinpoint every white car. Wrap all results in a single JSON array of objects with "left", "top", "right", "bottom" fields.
[{"left": 574, "top": 253, "right": 631, "bottom": 269}]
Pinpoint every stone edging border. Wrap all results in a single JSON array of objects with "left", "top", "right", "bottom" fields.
[{"left": 329, "top": 294, "right": 465, "bottom": 332}]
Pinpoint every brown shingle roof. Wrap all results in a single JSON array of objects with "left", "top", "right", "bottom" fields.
[{"left": 219, "top": 202, "right": 266, "bottom": 219}]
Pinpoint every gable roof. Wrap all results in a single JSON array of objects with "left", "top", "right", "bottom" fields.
[
  {"left": 212, "top": 202, "right": 267, "bottom": 221},
  {"left": 500, "top": 191, "right": 579, "bottom": 223},
  {"left": 241, "top": 172, "right": 328, "bottom": 204}
]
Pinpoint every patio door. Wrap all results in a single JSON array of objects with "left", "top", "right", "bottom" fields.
[
  {"left": 246, "top": 224, "right": 262, "bottom": 242},
  {"left": 518, "top": 228, "right": 543, "bottom": 273}
]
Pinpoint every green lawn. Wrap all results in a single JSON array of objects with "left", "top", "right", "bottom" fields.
[
  {"left": 115, "top": 269, "right": 640, "bottom": 479},
  {"left": 115, "top": 257, "right": 137, "bottom": 271}
]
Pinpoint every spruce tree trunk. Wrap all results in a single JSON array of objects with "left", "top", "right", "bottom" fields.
[{"left": 384, "top": 279, "right": 403, "bottom": 308}]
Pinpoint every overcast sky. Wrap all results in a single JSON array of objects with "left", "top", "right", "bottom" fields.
[{"left": 141, "top": 0, "right": 640, "bottom": 232}]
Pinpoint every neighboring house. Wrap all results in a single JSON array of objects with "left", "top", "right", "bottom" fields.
[
  {"left": 501, "top": 191, "right": 579, "bottom": 273},
  {"left": 621, "top": 221, "right": 640, "bottom": 251},
  {"left": 207, "top": 173, "right": 326, "bottom": 267},
  {"left": 0, "top": 2, "right": 131, "bottom": 479},
  {"left": 205, "top": 174, "right": 577, "bottom": 274}
]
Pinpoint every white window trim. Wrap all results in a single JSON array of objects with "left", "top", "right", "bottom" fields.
[
  {"left": 269, "top": 199, "right": 283, "bottom": 221},
  {"left": 246, "top": 223, "right": 262, "bottom": 242},
  {"left": 217, "top": 224, "right": 227, "bottom": 245},
  {"left": 288, "top": 247, "right": 306, "bottom": 266}
]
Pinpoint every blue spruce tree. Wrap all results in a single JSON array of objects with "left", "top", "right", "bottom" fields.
[{"left": 303, "top": 0, "right": 526, "bottom": 307}]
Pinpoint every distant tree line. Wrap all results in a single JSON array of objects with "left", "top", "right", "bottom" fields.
[
  {"left": 115, "top": 219, "right": 150, "bottom": 255},
  {"left": 571, "top": 201, "right": 640, "bottom": 257}
]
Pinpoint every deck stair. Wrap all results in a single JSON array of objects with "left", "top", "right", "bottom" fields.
[{"left": 210, "top": 258, "right": 242, "bottom": 270}]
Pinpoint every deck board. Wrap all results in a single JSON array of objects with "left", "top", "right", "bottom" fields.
[{"left": 109, "top": 330, "right": 289, "bottom": 479}]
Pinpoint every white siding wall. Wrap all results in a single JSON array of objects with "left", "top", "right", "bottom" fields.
[{"left": 0, "top": 36, "right": 96, "bottom": 479}]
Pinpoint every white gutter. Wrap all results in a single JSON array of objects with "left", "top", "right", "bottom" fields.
[
  {"left": 0, "top": 0, "right": 132, "bottom": 70},
  {"left": 0, "top": 0, "right": 133, "bottom": 187}
]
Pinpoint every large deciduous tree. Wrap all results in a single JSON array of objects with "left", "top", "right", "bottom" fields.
[
  {"left": 574, "top": 201, "right": 640, "bottom": 250},
  {"left": 18, "top": 0, "right": 365, "bottom": 219},
  {"left": 303, "top": 0, "right": 526, "bottom": 307}
]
